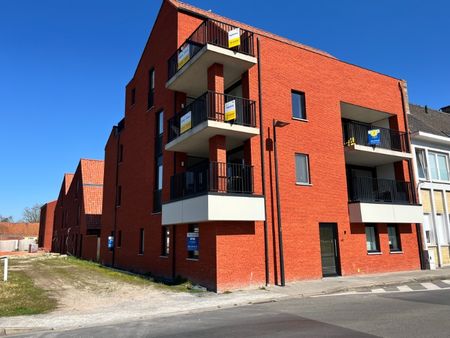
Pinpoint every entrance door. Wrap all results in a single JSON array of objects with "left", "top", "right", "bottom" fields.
[{"left": 319, "top": 223, "right": 340, "bottom": 277}]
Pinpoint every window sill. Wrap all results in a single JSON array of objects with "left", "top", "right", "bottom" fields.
[
  {"left": 390, "top": 251, "right": 403, "bottom": 254},
  {"left": 138, "top": 254, "right": 144, "bottom": 256},
  {"left": 186, "top": 258, "right": 199, "bottom": 262},
  {"left": 367, "top": 251, "right": 382, "bottom": 255},
  {"left": 159, "top": 255, "right": 169, "bottom": 259},
  {"left": 292, "top": 117, "right": 308, "bottom": 123},
  {"left": 296, "top": 182, "right": 312, "bottom": 187},
  {"left": 146, "top": 106, "right": 155, "bottom": 112}
]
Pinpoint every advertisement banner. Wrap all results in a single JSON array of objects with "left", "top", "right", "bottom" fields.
[
  {"left": 228, "top": 28, "right": 241, "bottom": 48},
  {"left": 367, "top": 129, "right": 381, "bottom": 146},
  {"left": 225, "top": 100, "right": 237, "bottom": 122},
  {"left": 177, "top": 44, "right": 190, "bottom": 70},
  {"left": 186, "top": 232, "right": 199, "bottom": 251},
  {"left": 180, "top": 111, "right": 192, "bottom": 134}
]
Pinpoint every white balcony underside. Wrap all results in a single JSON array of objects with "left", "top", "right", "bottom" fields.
[
  {"left": 348, "top": 202, "right": 423, "bottom": 224},
  {"left": 162, "top": 194, "right": 265, "bottom": 225},
  {"left": 345, "top": 144, "right": 413, "bottom": 166},
  {"left": 165, "top": 120, "right": 259, "bottom": 157},
  {"left": 166, "top": 44, "right": 257, "bottom": 97}
]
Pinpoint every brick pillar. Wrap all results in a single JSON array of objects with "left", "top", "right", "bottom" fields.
[
  {"left": 207, "top": 63, "right": 224, "bottom": 121},
  {"left": 209, "top": 135, "right": 227, "bottom": 192}
]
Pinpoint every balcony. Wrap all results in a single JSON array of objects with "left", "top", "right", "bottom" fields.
[
  {"left": 348, "top": 176, "right": 423, "bottom": 224},
  {"left": 162, "top": 162, "right": 265, "bottom": 225},
  {"left": 166, "top": 91, "right": 259, "bottom": 157},
  {"left": 342, "top": 120, "right": 412, "bottom": 166},
  {"left": 166, "top": 19, "right": 257, "bottom": 97}
]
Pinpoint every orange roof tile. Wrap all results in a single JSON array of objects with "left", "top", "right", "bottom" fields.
[
  {"left": 80, "top": 159, "right": 104, "bottom": 215},
  {"left": 0, "top": 222, "right": 39, "bottom": 238}
]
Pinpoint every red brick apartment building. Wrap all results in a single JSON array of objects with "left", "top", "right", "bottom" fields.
[
  {"left": 99, "top": 0, "right": 424, "bottom": 291},
  {"left": 38, "top": 200, "right": 57, "bottom": 251},
  {"left": 52, "top": 159, "right": 104, "bottom": 261}
]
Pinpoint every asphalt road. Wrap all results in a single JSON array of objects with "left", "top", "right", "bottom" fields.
[{"left": 23, "top": 288, "right": 450, "bottom": 338}]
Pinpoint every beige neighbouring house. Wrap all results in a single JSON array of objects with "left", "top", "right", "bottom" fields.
[{"left": 409, "top": 104, "right": 450, "bottom": 268}]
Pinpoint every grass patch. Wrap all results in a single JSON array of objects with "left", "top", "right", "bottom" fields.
[{"left": 0, "top": 270, "right": 57, "bottom": 317}]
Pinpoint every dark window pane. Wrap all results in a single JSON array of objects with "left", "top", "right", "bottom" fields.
[{"left": 292, "top": 91, "right": 306, "bottom": 119}]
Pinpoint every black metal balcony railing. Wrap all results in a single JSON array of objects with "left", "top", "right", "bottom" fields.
[
  {"left": 168, "top": 19, "right": 255, "bottom": 80},
  {"left": 170, "top": 162, "right": 254, "bottom": 200},
  {"left": 348, "top": 176, "right": 414, "bottom": 204},
  {"left": 342, "top": 120, "right": 409, "bottom": 153},
  {"left": 168, "top": 91, "right": 257, "bottom": 142}
]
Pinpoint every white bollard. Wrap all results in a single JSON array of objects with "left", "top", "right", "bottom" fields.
[{"left": 1, "top": 256, "right": 8, "bottom": 282}]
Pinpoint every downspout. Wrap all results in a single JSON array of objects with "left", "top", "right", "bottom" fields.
[
  {"left": 112, "top": 126, "right": 121, "bottom": 268},
  {"left": 399, "top": 80, "right": 425, "bottom": 270},
  {"left": 257, "top": 37, "right": 270, "bottom": 286}
]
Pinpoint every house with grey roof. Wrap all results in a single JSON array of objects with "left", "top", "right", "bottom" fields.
[{"left": 409, "top": 104, "right": 450, "bottom": 268}]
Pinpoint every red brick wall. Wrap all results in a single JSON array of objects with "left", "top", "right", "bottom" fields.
[
  {"left": 38, "top": 201, "right": 56, "bottom": 251},
  {"left": 98, "top": 3, "right": 420, "bottom": 291},
  {"left": 82, "top": 235, "right": 100, "bottom": 262}
]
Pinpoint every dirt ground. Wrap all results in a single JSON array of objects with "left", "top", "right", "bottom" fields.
[{"left": 0, "top": 255, "right": 282, "bottom": 331}]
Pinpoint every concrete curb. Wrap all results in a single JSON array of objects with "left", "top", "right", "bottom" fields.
[
  {"left": 0, "top": 327, "right": 53, "bottom": 336},
  {"left": 298, "top": 273, "right": 450, "bottom": 298}
]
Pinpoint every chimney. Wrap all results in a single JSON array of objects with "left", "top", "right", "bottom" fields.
[{"left": 440, "top": 106, "right": 450, "bottom": 114}]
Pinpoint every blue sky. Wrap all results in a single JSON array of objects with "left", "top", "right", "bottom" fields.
[{"left": 0, "top": 0, "right": 449, "bottom": 220}]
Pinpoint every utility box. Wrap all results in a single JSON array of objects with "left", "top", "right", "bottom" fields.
[
  {"left": 425, "top": 250, "right": 436, "bottom": 270},
  {"left": 28, "top": 243, "right": 38, "bottom": 253}
]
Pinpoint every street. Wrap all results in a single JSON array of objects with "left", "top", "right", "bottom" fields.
[{"left": 23, "top": 286, "right": 450, "bottom": 338}]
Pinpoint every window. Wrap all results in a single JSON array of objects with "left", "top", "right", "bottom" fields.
[
  {"left": 117, "top": 230, "right": 122, "bottom": 248},
  {"left": 153, "top": 110, "right": 164, "bottom": 213},
  {"left": 161, "top": 226, "right": 170, "bottom": 256},
  {"left": 116, "top": 185, "right": 122, "bottom": 207},
  {"left": 295, "top": 153, "right": 310, "bottom": 184},
  {"left": 291, "top": 91, "right": 306, "bottom": 120},
  {"left": 139, "top": 228, "right": 144, "bottom": 255},
  {"left": 187, "top": 224, "right": 199, "bottom": 260},
  {"left": 415, "top": 148, "right": 428, "bottom": 179},
  {"left": 118, "top": 144, "right": 124, "bottom": 163},
  {"left": 387, "top": 225, "right": 401, "bottom": 252},
  {"left": 131, "top": 88, "right": 136, "bottom": 106},
  {"left": 428, "top": 151, "right": 450, "bottom": 181},
  {"left": 365, "top": 225, "right": 380, "bottom": 253},
  {"left": 148, "top": 69, "right": 155, "bottom": 109}
]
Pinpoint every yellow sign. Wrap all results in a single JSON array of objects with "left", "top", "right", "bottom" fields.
[
  {"left": 225, "top": 100, "right": 236, "bottom": 122},
  {"left": 177, "top": 45, "right": 190, "bottom": 70},
  {"left": 180, "top": 111, "right": 192, "bottom": 134},
  {"left": 228, "top": 28, "right": 241, "bottom": 48}
]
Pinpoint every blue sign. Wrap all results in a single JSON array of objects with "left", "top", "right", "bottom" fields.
[
  {"left": 367, "top": 129, "right": 381, "bottom": 146},
  {"left": 186, "top": 232, "right": 199, "bottom": 251},
  {"left": 108, "top": 236, "right": 114, "bottom": 250}
]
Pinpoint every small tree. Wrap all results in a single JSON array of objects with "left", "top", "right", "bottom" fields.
[
  {"left": 22, "top": 204, "right": 42, "bottom": 223},
  {"left": 0, "top": 215, "right": 14, "bottom": 222}
]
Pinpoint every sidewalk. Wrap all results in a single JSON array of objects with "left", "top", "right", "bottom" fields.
[
  {"left": 266, "top": 267, "right": 450, "bottom": 297},
  {"left": 1, "top": 268, "right": 450, "bottom": 336}
]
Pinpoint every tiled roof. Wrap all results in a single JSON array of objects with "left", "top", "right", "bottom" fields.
[
  {"left": 167, "top": 0, "right": 334, "bottom": 58},
  {"left": 80, "top": 159, "right": 104, "bottom": 215},
  {"left": 0, "top": 222, "right": 39, "bottom": 238},
  {"left": 64, "top": 173, "right": 74, "bottom": 194},
  {"left": 408, "top": 104, "right": 450, "bottom": 137}
]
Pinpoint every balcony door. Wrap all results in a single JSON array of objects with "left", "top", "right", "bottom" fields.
[{"left": 319, "top": 223, "right": 341, "bottom": 277}]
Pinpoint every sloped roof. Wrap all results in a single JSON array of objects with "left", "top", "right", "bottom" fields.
[
  {"left": 64, "top": 173, "right": 74, "bottom": 194},
  {"left": 80, "top": 159, "right": 104, "bottom": 215},
  {"left": 0, "top": 222, "right": 39, "bottom": 238},
  {"left": 409, "top": 104, "right": 450, "bottom": 137},
  {"left": 167, "top": 0, "right": 334, "bottom": 58}
]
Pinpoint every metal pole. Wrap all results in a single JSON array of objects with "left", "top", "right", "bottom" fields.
[
  {"left": 273, "top": 122, "right": 285, "bottom": 286},
  {"left": 2, "top": 257, "right": 8, "bottom": 282}
]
